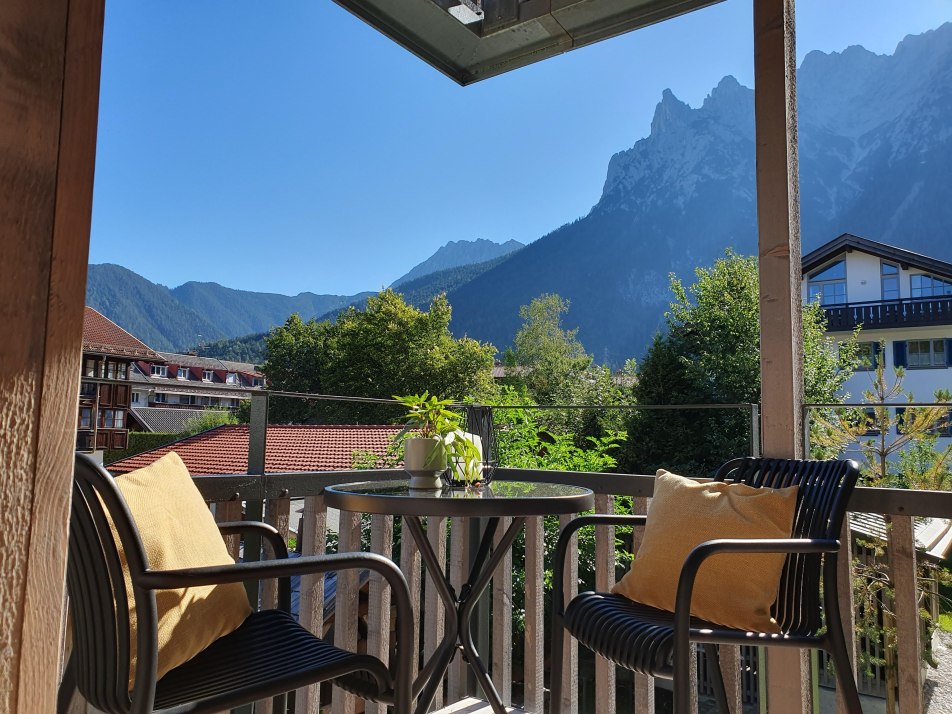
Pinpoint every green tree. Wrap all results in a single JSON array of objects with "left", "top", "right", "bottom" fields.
[
  {"left": 263, "top": 290, "right": 497, "bottom": 424},
  {"left": 506, "top": 294, "right": 634, "bottom": 442},
  {"left": 620, "top": 250, "right": 857, "bottom": 475},
  {"left": 508, "top": 294, "right": 591, "bottom": 403}
]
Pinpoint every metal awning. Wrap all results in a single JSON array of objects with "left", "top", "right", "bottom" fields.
[{"left": 333, "top": 0, "right": 723, "bottom": 85}]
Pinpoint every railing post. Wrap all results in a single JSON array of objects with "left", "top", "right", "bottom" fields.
[
  {"left": 750, "top": 404, "right": 761, "bottom": 458},
  {"left": 523, "top": 516, "right": 544, "bottom": 713},
  {"left": 631, "top": 496, "right": 655, "bottom": 713},
  {"left": 491, "top": 517, "right": 513, "bottom": 707},
  {"left": 889, "top": 515, "right": 923, "bottom": 714},
  {"left": 593, "top": 494, "right": 616, "bottom": 714},
  {"left": 835, "top": 515, "right": 857, "bottom": 714},
  {"left": 366, "top": 514, "right": 394, "bottom": 714},
  {"left": 296, "top": 494, "right": 328, "bottom": 714},
  {"left": 244, "top": 391, "right": 269, "bottom": 603}
]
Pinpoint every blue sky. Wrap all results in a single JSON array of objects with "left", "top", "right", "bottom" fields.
[{"left": 90, "top": 1, "right": 952, "bottom": 296}]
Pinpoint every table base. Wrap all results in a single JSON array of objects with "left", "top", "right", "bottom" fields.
[{"left": 405, "top": 515, "right": 527, "bottom": 714}]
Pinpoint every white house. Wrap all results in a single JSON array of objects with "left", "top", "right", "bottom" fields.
[
  {"left": 802, "top": 233, "right": 952, "bottom": 451},
  {"left": 803, "top": 233, "right": 952, "bottom": 406}
]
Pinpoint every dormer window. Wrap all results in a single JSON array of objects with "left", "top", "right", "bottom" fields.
[
  {"left": 253, "top": 377, "right": 265, "bottom": 387},
  {"left": 881, "top": 262, "right": 899, "bottom": 301},
  {"left": 226, "top": 372, "right": 238, "bottom": 385},
  {"left": 177, "top": 367, "right": 189, "bottom": 380},
  {"left": 151, "top": 364, "right": 167, "bottom": 378},
  {"left": 910, "top": 273, "right": 952, "bottom": 298},
  {"left": 203, "top": 369, "right": 214, "bottom": 382},
  {"left": 807, "top": 260, "right": 846, "bottom": 306}
]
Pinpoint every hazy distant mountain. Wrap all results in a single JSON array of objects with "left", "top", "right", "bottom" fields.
[
  {"left": 448, "top": 24, "right": 952, "bottom": 364},
  {"left": 86, "top": 240, "right": 516, "bottom": 353},
  {"left": 86, "top": 264, "right": 225, "bottom": 351},
  {"left": 391, "top": 238, "right": 523, "bottom": 287},
  {"left": 170, "top": 282, "right": 373, "bottom": 338}
]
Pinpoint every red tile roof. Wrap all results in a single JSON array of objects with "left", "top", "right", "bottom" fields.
[
  {"left": 108, "top": 424, "right": 403, "bottom": 475},
  {"left": 83, "top": 307, "right": 161, "bottom": 360}
]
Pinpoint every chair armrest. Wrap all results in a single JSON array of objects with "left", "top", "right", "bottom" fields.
[
  {"left": 136, "top": 552, "right": 414, "bottom": 712},
  {"left": 552, "top": 514, "right": 648, "bottom": 614},
  {"left": 217, "top": 520, "right": 290, "bottom": 560},
  {"left": 672, "top": 537, "right": 840, "bottom": 643},
  {"left": 215, "top": 520, "right": 290, "bottom": 610}
]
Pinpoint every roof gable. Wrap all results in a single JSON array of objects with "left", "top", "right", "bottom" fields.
[
  {"left": 802, "top": 233, "right": 952, "bottom": 280},
  {"left": 83, "top": 307, "right": 161, "bottom": 360}
]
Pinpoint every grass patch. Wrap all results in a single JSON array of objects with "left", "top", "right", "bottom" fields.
[{"left": 939, "top": 612, "right": 952, "bottom": 634}]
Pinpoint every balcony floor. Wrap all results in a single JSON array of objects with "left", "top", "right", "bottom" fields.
[{"left": 432, "top": 697, "right": 524, "bottom": 714}]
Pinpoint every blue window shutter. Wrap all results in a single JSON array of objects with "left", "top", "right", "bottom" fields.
[{"left": 893, "top": 341, "right": 907, "bottom": 368}]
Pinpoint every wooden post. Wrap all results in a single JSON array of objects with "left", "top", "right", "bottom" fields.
[
  {"left": 593, "top": 495, "right": 616, "bottom": 714},
  {"left": 365, "top": 514, "right": 394, "bottom": 714},
  {"left": 523, "top": 517, "right": 545, "bottom": 713},
  {"left": 835, "top": 516, "right": 857, "bottom": 714},
  {"left": 491, "top": 517, "right": 513, "bottom": 707},
  {"left": 889, "top": 515, "right": 922, "bottom": 714},
  {"left": 753, "top": 0, "right": 809, "bottom": 711},
  {"left": 631, "top": 497, "right": 654, "bottom": 713},
  {"left": 0, "top": 1, "right": 104, "bottom": 712}
]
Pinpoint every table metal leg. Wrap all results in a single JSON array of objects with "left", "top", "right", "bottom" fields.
[{"left": 404, "top": 515, "right": 526, "bottom": 714}]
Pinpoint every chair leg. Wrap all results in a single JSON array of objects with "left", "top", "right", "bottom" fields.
[
  {"left": 56, "top": 654, "right": 77, "bottom": 714},
  {"left": 549, "top": 611, "right": 566, "bottom": 714},
  {"left": 827, "top": 637, "right": 863, "bottom": 714},
  {"left": 702, "top": 644, "right": 731, "bottom": 714}
]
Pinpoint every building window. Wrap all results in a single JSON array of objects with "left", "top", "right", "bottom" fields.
[
  {"left": 105, "top": 361, "right": 116, "bottom": 379},
  {"left": 153, "top": 392, "right": 167, "bottom": 404},
  {"left": 253, "top": 377, "right": 265, "bottom": 387},
  {"left": 99, "top": 409, "right": 115, "bottom": 428},
  {"left": 230, "top": 398, "right": 239, "bottom": 408},
  {"left": 84, "top": 358, "right": 98, "bottom": 378},
  {"left": 114, "top": 410, "right": 125, "bottom": 429},
  {"left": 226, "top": 372, "right": 238, "bottom": 384},
  {"left": 910, "top": 273, "right": 952, "bottom": 298},
  {"left": 178, "top": 367, "right": 190, "bottom": 380},
  {"left": 79, "top": 407, "right": 92, "bottom": 429},
  {"left": 131, "top": 392, "right": 140, "bottom": 404},
  {"left": 907, "top": 339, "right": 947, "bottom": 368},
  {"left": 117, "top": 363, "right": 128, "bottom": 380},
  {"left": 854, "top": 342, "right": 881, "bottom": 371},
  {"left": 881, "top": 262, "right": 899, "bottom": 301},
  {"left": 203, "top": 369, "right": 214, "bottom": 382},
  {"left": 808, "top": 260, "right": 847, "bottom": 306},
  {"left": 151, "top": 364, "right": 168, "bottom": 378}
]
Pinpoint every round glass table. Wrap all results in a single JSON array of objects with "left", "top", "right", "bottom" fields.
[{"left": 324, "top": 480, "right": 594, "bottom": 714}]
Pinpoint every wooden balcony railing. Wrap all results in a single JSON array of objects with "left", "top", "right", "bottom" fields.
[
  {"left": 824, "top": 296, "right": 952, "bottom": 331},
  {"left": 188, "top": 467, "right": 952, "bottom": 714}
]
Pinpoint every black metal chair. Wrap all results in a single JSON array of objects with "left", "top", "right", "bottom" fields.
[
  {"left": 550, "top": 457, "right": 862, "bottom": 714},
  {"left": 58, "top": 453, "right": 413, "bottom": 714}
]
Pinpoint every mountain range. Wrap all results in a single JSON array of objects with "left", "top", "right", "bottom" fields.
[
  {"left": 87, "top": 23, "right": 952, "bottom": 364},
  {"left": 87, "top": 238, "right": 519, "bottom": 352}
]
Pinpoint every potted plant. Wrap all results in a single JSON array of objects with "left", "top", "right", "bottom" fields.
[{"left": 394, "top": 392, "right": 482, "bottom": 489}]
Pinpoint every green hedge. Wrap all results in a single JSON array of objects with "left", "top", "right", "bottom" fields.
[{"left": 104, "top": 432, "right": 181, "bottom": 466}]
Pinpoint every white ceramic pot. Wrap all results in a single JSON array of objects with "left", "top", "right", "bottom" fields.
[{"left": 404, "top": 437, "right": 446, "bottom": 489}]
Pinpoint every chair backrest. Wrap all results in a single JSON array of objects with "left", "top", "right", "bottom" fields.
[
  {"left": 713, "top": 457, "right": 860, "bottom": 636},
  {"left": 67, "top": 453, "right": 156, "bottom": 714}
]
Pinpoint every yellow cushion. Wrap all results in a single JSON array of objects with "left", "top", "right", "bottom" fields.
[
  {"left": 109, "top": 452, "right": 252, "bottom": 687},
  {"left": 611, "top": 469, "right": 798, "bottom": 633}
]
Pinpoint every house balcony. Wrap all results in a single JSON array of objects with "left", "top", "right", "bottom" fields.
[
  {"left": 67, "top": 392, "right": 950, "bottom": 714},
  {"left": 823, "top": 296, "right": 952, "bottom": 331}
]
